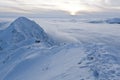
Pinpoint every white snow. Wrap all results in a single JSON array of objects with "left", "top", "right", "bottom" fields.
[{"left": 0, "top": 17, "right": 120, "bottom": 80}]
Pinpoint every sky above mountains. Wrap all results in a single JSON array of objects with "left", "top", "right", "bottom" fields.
[{"left": 0, "top": 0, "right": 120, "bottom": 17}]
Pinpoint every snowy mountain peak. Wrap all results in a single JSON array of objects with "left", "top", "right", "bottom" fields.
[
  {"left": 0, "top": 17, "right": 55, "bottom": 51},
  {"left": 9, "top": 17, "right": 44, "bottom": 33},
  {"left": 10, "top": 17, "right": 32, "bottom": 27},
  {"left": 15, "top": 17, "right": 29, "bottom": 21}
]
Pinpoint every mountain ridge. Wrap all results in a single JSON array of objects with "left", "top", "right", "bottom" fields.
[{"left": 0, "top": 17, "right": 55, "bottom": 51}]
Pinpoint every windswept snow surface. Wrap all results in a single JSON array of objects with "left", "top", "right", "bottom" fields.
[{"left": 0, "top": 17, "right": 120, "bottom": 80}]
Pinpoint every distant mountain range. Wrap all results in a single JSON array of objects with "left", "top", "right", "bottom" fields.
[{"left": 89, "top": 18, "right": 120, "bottom": 24}]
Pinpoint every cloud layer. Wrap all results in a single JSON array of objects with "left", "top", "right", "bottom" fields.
[{"left": 0, "top": 0, "right": 120, "bottom": 17}]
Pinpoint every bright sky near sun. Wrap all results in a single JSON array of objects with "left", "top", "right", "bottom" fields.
[{"left": 0, "top": 0, "right": 120, "bottom": 15}]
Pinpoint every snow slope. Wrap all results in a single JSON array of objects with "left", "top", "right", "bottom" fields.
[{"left": 0, "top": 17, "right": 120, "bottom": 80}]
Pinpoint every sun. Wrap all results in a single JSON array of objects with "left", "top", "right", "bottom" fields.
[
  {"left": 66, "top": 5, "right": 80, "bottom": 15},
  {"left": 58, "top": 2, "right": 88, "bottom": 15},
  {"left": 58, "top": 3, "right": 79, "bottom": 15},
  {"left": 70, "top": 12, "right": 77, "bottom": 15}
]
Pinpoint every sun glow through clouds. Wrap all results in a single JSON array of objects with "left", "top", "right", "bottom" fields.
[
  {"left": 12, "top": 0, "right": 101, "bottom": 15},
  {"left": 0, "top": 0, "right": 120, "bottom": 16},
  {"left": 58, "top": 2, "right": 83, "bottom": 15}
]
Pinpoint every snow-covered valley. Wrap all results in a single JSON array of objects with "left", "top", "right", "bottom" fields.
[{"left": 0, "top": 17, "right": 120, "bottom": 80}]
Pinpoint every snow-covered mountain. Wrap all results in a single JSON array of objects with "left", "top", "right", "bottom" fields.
[
  {"left": 88, "top": 18, "right": 120, "bottom": 24},
  {"left": 0, "top": 17, "right": 55, "bottom": 51},
  {"left": 0, "top": 17, "right": 120, "bottom": 80},
  {"left": 105, "top": 18, "right": 120, "bottom": 24}
]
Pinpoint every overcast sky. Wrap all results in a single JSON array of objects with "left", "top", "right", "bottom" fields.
[{"left": 0, "top": 0, "right": 120, "bottom": 18}]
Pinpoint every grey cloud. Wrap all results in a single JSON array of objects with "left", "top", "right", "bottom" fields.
[{"left": 0, "top": 0, "right": 120, "bottom": 17}]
